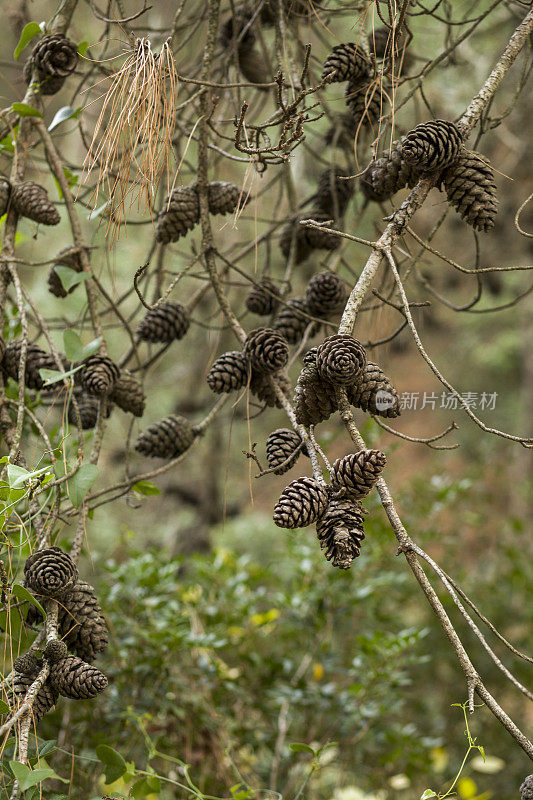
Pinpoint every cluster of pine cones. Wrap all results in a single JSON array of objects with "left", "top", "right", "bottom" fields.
[
  {"left": 273, "top": 448, "right": 387, "bottom": 569},
  {"left": 4, "top": 547, "right": 108, "bottom": 721},
  {"left": 155, "top": 181, "right": 247, "bottom": 244}
]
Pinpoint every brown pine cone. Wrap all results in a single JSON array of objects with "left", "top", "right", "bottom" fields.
[
  {"left": 155, "top": 186, "right": 199, "bottom": 243},
  {"left": 23, "top": 57, "right": 65, "bottom": 94},
  {"left": 314, "top": 167, "right": 354, "bottom": 219},
  {"left": 265, "top": 428, "right": 308, "bottom": 475},
  {"left": 135, "top": 414, "right": 196, "bottom": 459},
  {"left": 332, "top": 449, "right": 387, "bottom": 499},
  {"left": 237, "top": 45, "right": 270, "bottom": 87},
  {"left": 243, "top": 327, "right": 289, "bottom": 374},
  {"left": 11, "top": 181, "right": 60, "bottom": 225},
  {"left": 109, "top": 371, "right": 145, "bottom": 416},
  {"left": 47, "top": 247, "right": 83, "bottom": 298},
  {"left": 304, "top": 214, "right": 343, "bottom": 251},
  {"left": 293, "top": 348, "right": 336, "bottom": 426},
  {"left": 43, "top": 639, "right": 68, "bottom": 663},
  {"left": 279, "top": 220, "right": 312, "bottom": 264},
  {"left": 207, "top": 351, "right": 250, "bottom": 393},
  {"left": 402, "top": 120, "right": 462, "bottom": 172},
  {"left": 220, "top": 10, "right": 256, "bottom": 50},
  {"left": 245, "top": 277, "right": 279, "bottom": 316},
  {"left": 315, "top": 334, "right": 366, "bottom": 386},
  {"left": 441, "top": 149, "right": 498, "bottom": 232},
  {"left": 306, "top": 271, "right": 346, "bottom": 317},
  {"left": 68, "top": 392, "right": 113, "bottom": 429},
  {"left": 208, "top": 182, "right": 248, "bottom": 215},
  {"left": 0, "top": 177, "right": 11, "bottom": 216},
  {"left": 360, "top": 140, "right": 418, "bottom": 202},
  {"left": 520, "top": 776, "right": 533, "bottom": 800},
  {"left": 322, "top": 43, "right": 370, "bottom": 83},
  {"left": 57, "top": 581, "right": 108, "bottom": 663},
  {"left": 49, "top": 655, "right": 108, "bottom": 699},
  {"left": 24, "top": 546, "right": 78, "bottom": 598},
  {"left": 23, "top": 34, "right": 78, "bottom": 95},
  {"left": 8, "top": 672, "right": 58, "bottom": 720},
  {"left": 345, "top": 82, "right": 382, "bottom": 132},
  {"left": 316, "top": 498, "right": 365, "bottom": 569},
  {"left": 273, "top": 476, "right": 329, "bottom": 529},
  {"left": 4, "top": 338, "right": 57, "bottom": 390},
  {"left": 13, "top": 652, "right": 40, "bottom": 676},
  {"left": 273, "top": 297, "right": 317, "bottom": 344},
  {"left": 249, "top": 370, "right": 291, "bottom": 408},
  {"left": 79, "top": 354, "right": 120, "bottom": 396},
  {"left": 349, "top": 361, "right": 400, "bottom": 418},
  {"left": 136, "top": 301, "right": 190, "bottom": 343}
]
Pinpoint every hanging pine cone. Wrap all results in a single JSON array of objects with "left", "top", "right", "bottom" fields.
[
  {"left": 249, "top": 370, "right": 291, "bottom": 408},
  {"left": 349, "top": 361, "right": 400, "bottom": 418},
  {"left": 306, "top": 271, "right": 346, "bottom": 317},
  {"left": 79, "top": 354, "right": 120, "bottom": 396},
  {"left": 220, "top": 12, "right": 269, "bottom": 87},
  {"left": 135, "top": 414, "right": 196, "bottom": 459},
  {"left": 108, "top": 371, "right": 145, "bottom": 416},
  {"left": 208, "top": 181, "right": 247, "bottom": 215},
  {"left": 315, "top": 334, "right": 366, "bottom": 386},
  {"left": 304, "top": 214, "right": 343, "bottom": 251},
  {"left": 220, "top": 11, "right": 256, "bottom": 49},
  {"left": 68, "top": 392, "right": 112, "bottom": 429},
  {"left": 243, "top": 328, "right": 289, "bottom": 374},
  {"left": 43, "top": 639, "right": 68, "bottom": 663},
  {"left": 57, "top": 581, "right": 108, "bottom": 662},
  {"left": 314, "top": 167, "right": 354, "bottom": 219},
  {"left": 273, "top": 476, "right": 329, "bottom": 529},
  {"left": 24, "top": 34, "right": 78, "bottom": 94},
  {"left": 345, "top": 82, "right": 382, "bottom": 132},
  {"left": 332, "top": 449, "right": 387, "bottom": 499},
  {"left": 10, "top": 181, "right": 60, "bottom": 225},
  {"left": 441, "top": 149, "right": 498, "bottom": 232},
  {"left": 322, "top": 43, "right": 370, "bottom": 83},
  {"left": 49, "top": 655, "right": 108, "bottom": 699},
  {"left": 265, "top": 428, "right": 308, "bottom": 475},
  {"left": 24, "top": 546, "right": 78, "bottom": 598},
  {"left": 293, "top": 348, "right": 337, "bottom": 427},
  {"left": 207, "top": 351, "right": 250, "bottom": 393},
  {"left": 279, "top": 220, "right": 312, "bottom": 264},
  {"left": 402, "top": 120, "right": 462, "bottom": 172},
  {"left": 520, "top": 777, "right": 533, "bottom": 800},
  {"left": 47, "top": 247, "right": 83, "bottom": 298},
  {"left": 155, "top": 186, "right": 200, "bottom": 243},
  {"left": 8, "top": 672, "right": 58, "bottom": 720},
  {"left": 316, "top": 498, "right": 365, "bottom": 569},
  {"left": 4, "top": 338, "right": 57, "bottom": 390},
  {"left": 13, "top": 652, "right": 40, "bottom": 676},
  {"left": 136, "top": 301, "right": 190, "bottom": 343},
  {"left": 273, "top": 297, "right": 316, "bottom": 344},
  {"left": 360, "top": 141, "right": 418, "bottom": 202},
  {"left": 245, "top": 277, "right": 279, "bottom": 316},
  {"left": 0, "top": 177, "right": 11, "bottom": 216},
  {"left": 237, "top": 45, "right": 270, "bottom": 87}
]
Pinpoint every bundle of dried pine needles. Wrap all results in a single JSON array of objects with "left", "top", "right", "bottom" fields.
[{"left": 81, "top": 37, "right": 178, "bottom": 241}]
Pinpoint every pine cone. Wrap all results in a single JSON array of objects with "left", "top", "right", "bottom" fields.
[
  {"left": 367, "top": 27, "right": 411, "bottom": 72},
  {"left": 243, "top": 327, "right": 289, "bottom": 374},
  {"left": 273, "top": 476, "right": 329, "bottom": 529},
  {"left": 249, "top": 370, "right": 291, "bottom": 408},
  {"left": 0, "top": 177, "right": 11, "bottom": 216},
  {"left": 349, "top": 361, "right": 400, "bottom": 418},
  {"left": 314, "top": 167, "right": 354, "bottom": 218},
  {"left": 48, "top": 247, "right": 83, "bottom": 298},
  {"left": 13, "top": 652, "right": 40, "bottom": 676},
  {"left": 220, "top": 11, "right": 256, "bottom": 50},
  {"left": 345, "top": 82, "right": 382, "bottom": 132},
  {"left": 304, "top": 214, "right": 343, "bottom": 251},
  {"left": 332, "top": 449, "right": 387, "bottom": 499},
  {"left": 135, "top": 414, "right": 196, "bottom": 459},
  {"left": 136, "top": 301, "right": 190, "bottom": 343},
  {"left": 402, "top": 120, "right": 462, "bottom": 172},
  {"left": 207, "top": 351, "right": 250, "bottom": 393},
  {"left": 237, "top": 45, "right": 270, "bottom": 87},
  {"left": 155, "top": 186, "right": 200, "bottom": 243},
  {"left": 306, "top": 271, "right": 346, "bottom": 317},
  {"left": 273, "top": 298, "right": 314, "bottom": 344},
  {"left": 49, "top": 655, "right": 108, "bottom": 699},
  {"left": 293, "top": 348, "right": 336, "bottom": 426},
  {"left": 11, "top": 181, "right": 60, "bottom": 225},
  {"left": 520, "top": 776, "right": 533, "bottom": 800},
  {"left": 79, "top": 354, "right": 120, "bottom": 396},
  {"left": 24, "top": 546, "right": 78, "bottom": 598},
  {"left": 245, "top": 277, "right": 279, "bottom": 316},
  {"left": 279, "top": 220, "right": 312, "bottom": 264},
  {"left": 322, "top": 43, "right": 370, "bottom": 83},
  {"left": 43, "top": 639, "right": 68, "bottom": 663},
  {"left": 108, "top": 371, "right": 145, "bottom": 416},
  {"left": 315, "top": 334, "right": 366, "bottom": 386},
  {"left": 441, "top": 149, "right": 498, "bottom": 232},
  {"left": 24, "top": 34, "right": 78, "bottom": 95},
  {"left": 68, "top": 392, "right": 112, "bottom": 429},
  {"left": 360, "top": 140, "right": 418, "bottom": 202},
  {"left": 4, "top": 338, "right": 56, "bottom": 390},
  {"left": 57, "top": 581, "right": 108, "bottom": 662},
  {"left": 8, "top": 673, "right": 58, "bottom": 720},
  {"left": 266, "top": 428, "right": 308, "bottom": 475},
  {"left": 23, "top": 57, "right": 64, "bottom": 94},
  {"left": 316, "top": 498, "right": 365, "bottom": 569},
  {"left": 208, "top": 181, "right": 247, "bottom": 215}
]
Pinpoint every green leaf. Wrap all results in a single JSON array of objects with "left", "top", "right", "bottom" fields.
[
  {"left": 68, "top": 464, "right": 98, "bottom": 508},
  {"left": 6, "top": 464, "right": 29, "bottom": 487},
  {"left": 420, "top": 791, "right": 437, "bottom": 799},
  {"left": 289, "top": 743, "right": 315, "bottom": 754},
  {"left": 96, "top": 745, "right": 127, "bottom": 785},
  {"left": 14, "top": 22, "right": 42, "bottom": 60},
  {"left": 11, "top": 583, "right": 46, "bottom": 620},
  {"left": 9, "top": 761, "right": 55, "bottom": 791},
  {"left": 54, "top": 266, "right": 89, "bottom": 293},
  {"left": 12, "top": 103, "right": 43, "bottom": 119},
  {"left": 63, "top": 330, "right": 85, "bottom": 362},
  {"left": 32, "top": 759, "right": 69, "bottom": 784},
  {"left": 0, "top": 699, "right": 10, "bottom": 713},
  {"left": 48, "top": 106, "right": 81, "bottom": 132},
  {"left": 132, "top": 481, "right": 161, "bottom": 496},
  {"left": 78, "top": 41, "right": 89, "bottom": 56}
]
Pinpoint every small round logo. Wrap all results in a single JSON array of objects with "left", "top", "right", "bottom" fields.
[{"left": 375, "top": 390, "right": 395, "bottom": 411}]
